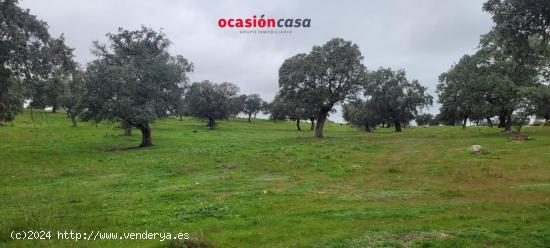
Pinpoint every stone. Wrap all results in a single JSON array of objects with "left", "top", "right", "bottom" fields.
[
  {"left": 470, "top": 145, "right": 482, "bottom": 153},
  {"left": 470, "top": 145, "right": 487, "bottom": 154}
]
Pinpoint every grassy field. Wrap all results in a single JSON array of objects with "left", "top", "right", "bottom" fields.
[{"left": 1, "top": 111, "right": 550, "bottom": 247}]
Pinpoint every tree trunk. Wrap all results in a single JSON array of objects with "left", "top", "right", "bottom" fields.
[
  {"left": 70, "top": 113, "right": 77, "bottom": 128},
  {"left": 296, "top": 118, "right": 301, "bottom": 131},
  {"left": 122, "top": 120, "right": 132, "bottom": 136},
  {"left": 487, "top": 117, "right": 493, "bottom": 127},
  {"left": 462, "top": 117, "right": 467, "bottom": 129},
  {"left": 179, "top": 115, "right": 183, "bottom": 121},
  {"left": 365, "top": 122, "right": 372, "bottom": 133},
  {"left": 137, "top": 123, "right": 152, "bottom": 147},
  {"left": 517, "top": 122, "right": 524, "bottom": 134},
  {"left": 394, "top": 120, "right": 402, "bottom": 132},
  {"left": 248, "top": 114, "right": 252, "bottom": 123},
  {"left": 498, "top": 114, "right": 506, "bottom": 128},
  {"left": 504, "top": 113, "right": 512, "bottom": 132},
  {"left": 124, "top": 127, "right": 132, "bottom": 136},
  {"left": 309, "top": 118, "right": 315, "bottom": 131},
  {"left": 315, "top": 111, "right": 328, "bottom": 138},
  {"left": 208, "top": 117, "right": 216, "bottom": 130}
]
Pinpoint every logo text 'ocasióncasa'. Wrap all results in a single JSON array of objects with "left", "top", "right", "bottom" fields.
[{"left": 218, "top": 15, "right": 311, "bottom": 28}]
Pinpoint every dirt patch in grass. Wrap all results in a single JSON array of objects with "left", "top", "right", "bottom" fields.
[
  {"left": 256, "top": 174, "right": 289, "bottom": 181},
  {"left": 511, "top": 133, "right": 529, "bottom": 141},
  {"left": 96, "top": 146, "right": 148, "bottom": 152},
  {"left": 216, "top": 163, "right": 235, "bottom": 172},
  {"left": 180, "top": 164, "right": 201, "bottom": 174}
]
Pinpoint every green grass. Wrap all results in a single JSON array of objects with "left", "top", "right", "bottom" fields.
[{"left": 1, "top": 110, "right": 550, "bottom": 247}]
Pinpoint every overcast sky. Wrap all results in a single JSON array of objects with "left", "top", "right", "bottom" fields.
[{"left": 20, "top": 0, "right": 493, "bottom": 122}]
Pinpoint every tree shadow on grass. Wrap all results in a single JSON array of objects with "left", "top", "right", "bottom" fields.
[{"left": 96, "top": 146, "right": 152, "bottom": 152}]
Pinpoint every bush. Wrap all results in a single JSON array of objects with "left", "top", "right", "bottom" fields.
[{"left": 531, "top": 120, "right": 544, "bottom": 126}]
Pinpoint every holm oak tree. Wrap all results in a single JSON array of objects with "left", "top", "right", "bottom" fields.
[{"left": 81, "top": 27, "right": 193, "bottom": 147}]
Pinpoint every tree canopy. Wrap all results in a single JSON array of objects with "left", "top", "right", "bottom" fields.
[
  {"left": 61, "top": 69, "right": 84, "bottom": 127},
  {"left": 483, "top": 0, "right": 550, "bottom": 80},
  {"left": 342, "top": 100, "right": 379, "bottom": 132},
  {"left": 80, "top": 26, "right": 193, "bottom": 147},
  {"left": 532, "top": 85, "right": 550, "bottom": 121},
  {"left": 437, "top": 53, "right": 487, "bottom": 128},
  {"left": 28, "top": 35, "right": 78, "bottom": 113},
  {"left": 415, "top": 113, "right": 434, "bottom": 127},
  {"left": 1, "top": 0, "right": 59, "bottom": 123},
  {"left": 437, "top": 30, "right": 539, "bottom": 131},
  {"left": 242, "top": 94, "right": 266, "bottom": 122},
  {"left": 184, "top": 80, "right": 241, "bottom": 129},
  {"left": 364, "top": 68, "right": 433, "bottom": 132},
  {"left": 277, "top": 38, "right": 366, "bottom": 137}
]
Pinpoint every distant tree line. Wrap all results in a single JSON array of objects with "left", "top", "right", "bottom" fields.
[
  {"left": 0, "top": 0, "right": 268, "bottom": 147},
  {"left": 271, "top": 39, "right": 432, "bottom": 135},
  {"left": 1, "top": 0, "right": 549, "bottom": 147},
  {"left": 342, "top": 68, "right": 432, "bottom": 132}
]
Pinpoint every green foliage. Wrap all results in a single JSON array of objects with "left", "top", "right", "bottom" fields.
[
  {"left": 277, "top": 38, "right": 366, "bottom": 137},
  {"left": 437, "top": 54, "right": 487, "bottom": 127},
  {"left": 342, "top": 100, "right": 378, "bottom": 132},
  {"left": 229, "top": 94, "right": 247, "bottom": 118},
  {"left": 241, "top": 94, "right": 266, "bottom": 122},
  {"left": 61, "top": 69, "right": 84, "bottom": 127},
  {"left": 184, "top": 80, "right": 240, "bottom": 129},
  {"left": 364, "top": 68, "right": 433, "bottom": 132},
  {"left": 0, "top": 84, "right": 23, "bottom": 124},
  {"left": 531, "top": 85, "right": 550, "bottom": 121},
  {"left": 266, "top": 96, "right": 292, "bottom": 120},
  {"left": 415, "top": 113, "right": 434, "bottom": 126},
  {"left": 0, "top": 0, "right": 49, "bottom": 122},
  {"left": 511, "top": 87, "right": 539, "bottom": 133},
  {"left": 80, "top": 26, "right": 193, "bottom": 147},
  {"left": 276, "top": 53, "right": 317, "bottom": 122},
  {"left": 27, "top": 35, "right": 77, "bottom": 112},
  {"left": 436, "top": 1, "right": 549, "bottom": 131},
  {"left": 174, "top": 96, "right": 188, "bottom": 120},
  {"left": 438, "top": 31, "right": 540, "bottom": 130},
  {"left": 483, "top": 0, "right": 550, "bottom": 81}
]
